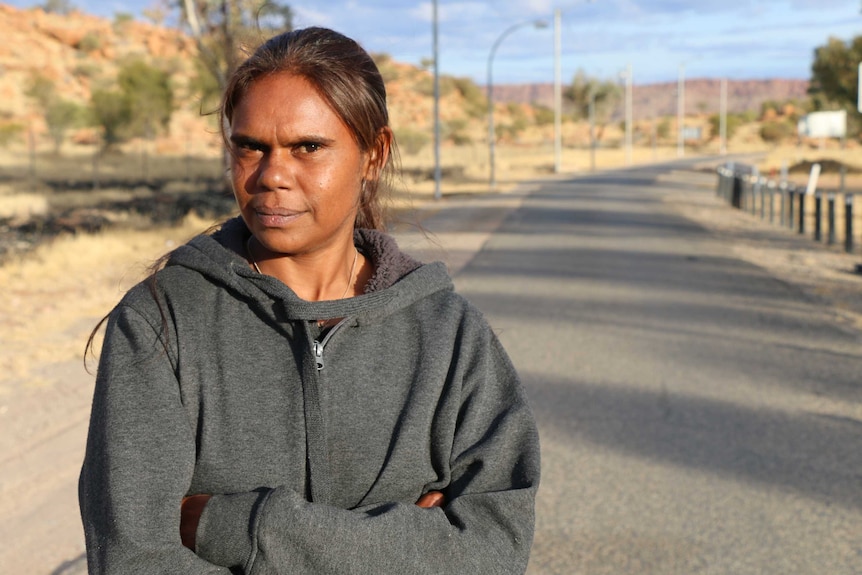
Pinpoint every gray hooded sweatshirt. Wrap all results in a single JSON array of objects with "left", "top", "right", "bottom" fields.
[{"left": 79, "top": 217, "right": 540, "bottom": 575}]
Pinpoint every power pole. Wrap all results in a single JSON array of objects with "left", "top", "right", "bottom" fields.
[
  {"left": 624, "top": 63, "right": 632, "bottom": 166},
  {"left": 554, "top": 8, "right": 562, "bottom": 173},
  {"left": 677, "top": 63, "right": 685, "bottom": 158},
  {"left": 432, "top": 0, "right": 441, "bottom": 200},
  {"left": 720, "top": 77, "right": 727, "bottom": 155}
]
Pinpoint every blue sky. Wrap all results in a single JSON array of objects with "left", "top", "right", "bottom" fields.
[{"left": 6, "top": 0, "right": 862, "bottom": 85}]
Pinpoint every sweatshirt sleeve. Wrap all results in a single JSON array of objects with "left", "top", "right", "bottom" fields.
[
  {"left": 193, "top": 321, "right": 541, "bottom": 575},
  {"left": 78, "top": 302, "right": 229, "bottom": 575}
]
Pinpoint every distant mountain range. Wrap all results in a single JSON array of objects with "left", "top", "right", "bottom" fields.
[{"left": 491, "top": 78, "right": 810, "bottom": 118}]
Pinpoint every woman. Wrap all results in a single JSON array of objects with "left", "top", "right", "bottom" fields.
[{"left": 79, "top": 26, "right": 540, "bottom": 574}]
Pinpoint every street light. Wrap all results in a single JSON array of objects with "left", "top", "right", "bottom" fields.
[
  {"left": 487, "top": 19, "right": 547, "bottom": 191},
  {"left": 677, "top": 63, "right": 685, "bottom": 158},
  {"left": 432, "top": 0, "right": 441, "bottom": 200},
  {"left": 554, "top": 0, "right": 594, "bottom": 174},
  {"left": 619, "top": 63, "right": 632, "bottom": 166}
]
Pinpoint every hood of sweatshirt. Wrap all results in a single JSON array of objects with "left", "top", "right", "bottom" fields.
[{"left": 162, "top": 216, "right": 453, "bottom": 324}]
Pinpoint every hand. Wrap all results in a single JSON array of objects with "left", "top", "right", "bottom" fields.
[
  {"left": 180, "top": 494, "right": 212, "bottom": 551},
  {"left": 415, "top": 491, "right": 445, "bottom": 508}
]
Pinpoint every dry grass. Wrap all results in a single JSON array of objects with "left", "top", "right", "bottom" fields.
[
  {"left": 0, "top": 212, "right": 219, "bottom": 391},
  {"left": 1, "top": 136, "right": 860, "bottom": 394}
]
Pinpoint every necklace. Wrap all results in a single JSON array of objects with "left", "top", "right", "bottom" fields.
[
  {"left": 340, "top": 248, "right": 359, "bottom": 299},
  {"left": 246, "top": 236, "right": 359, "bottom": 300}
]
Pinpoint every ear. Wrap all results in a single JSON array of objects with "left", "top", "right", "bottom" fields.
[{"left": 362, "top": 127, "right": 392, "bottom": 182}]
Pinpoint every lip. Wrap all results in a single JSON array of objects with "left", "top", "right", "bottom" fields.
[{"left": 252, "top": 207, "right": 305, "bottom": 227}]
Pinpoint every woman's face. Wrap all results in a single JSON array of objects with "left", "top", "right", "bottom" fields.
[{"left": 228, "top": 72, "right": 370, "bottom": 257}]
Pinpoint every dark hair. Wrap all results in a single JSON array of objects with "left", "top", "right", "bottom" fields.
[
  {"left": 222, "top": 26, "right": 396, "bottom": 230},
  {"left": 86, "top": 28, "right": 398, "bottom": 369}
]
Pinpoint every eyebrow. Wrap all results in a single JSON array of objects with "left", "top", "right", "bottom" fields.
[
  {"left": 230, "top": 132, "right": 338, "bottom": 147},
  {"left": 229, "top": 134, "right": 265, "bottom": 148}
]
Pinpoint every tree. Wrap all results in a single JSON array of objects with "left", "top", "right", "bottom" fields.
[
  {"left": 45, "top": 99, "right": 84, "bottom": 153},
  {"left": 25, "top": 74, "right": 56, "bottom": 111},
  {"left": 564, "top": 69, "right": 622, "bottom": 143},
  {"left": 450, "top": 76, "right": 487, "bottom": 119},
  {"left": 25, "top": 74, "right": 83, "bottom": 154},
  {"left": 759, "top": 120, "right": 795, "bottom": 145},
  {"left": 808, "top": 34, "right": 862, "bottom": 136},
  {"left": 179, "top": 1, "right": 293, "bottom": 185},
  {"left": 40, "top": 0, "right": 74, "bottom": 14},
  {"left": 533, "top": 105, "right": 555, "bottom": 126},
  {"left": 87, "top": 59, "right": 174, "bottom": 150},
  {"left": 90, "top": 89, "right": 132, "bottom": 149},
  {"left": 117, "top": 59, "right": 174, "bottom": 139},
  {"left": 707, "top": 112, "right": 744, "bottom": 142},
  {"left": 180, "top": 0, "right": 294, "bottom": 105}
]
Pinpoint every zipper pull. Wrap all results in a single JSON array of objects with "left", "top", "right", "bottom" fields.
[{"left": 313, "top": 340, "right": 324, "bottom": 371}]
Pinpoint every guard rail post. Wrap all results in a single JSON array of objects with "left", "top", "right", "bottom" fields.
[
  {"left": 731, "top": 173, "right": 743, "bottom": 209},
  {"left": 779, "top": 183, "right": 787, "bottom": 227},
  {"left": 827, "top": 193, "right": 836, "bottom": 246},
  {"left": 798, "top": 190, "right": 806, "bottom": 235},
  {"left": 814, "top": 192, "right": 822, "bottom": 242},
  {"left": 768, "top": 181, "right": 776, "bottom": 223},
  {"left": 788, "top": 187, "right": 795, "bottom": 230}
]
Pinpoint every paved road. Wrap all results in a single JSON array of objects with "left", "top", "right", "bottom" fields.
[
  {"left": 12, "top": 160, "right": 862, "bottom": 574},
  {"left": 440, "top": 162, "right": 862, "bottom": 574}
]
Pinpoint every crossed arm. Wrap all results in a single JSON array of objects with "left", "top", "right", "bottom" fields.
[{"left": 179, "top": 491, "right": 445, "bottom": 552}]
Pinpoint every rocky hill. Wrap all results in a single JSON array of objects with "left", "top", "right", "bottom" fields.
[
  {"left": 492, "top": 78, "right": 810, "bottom": 119},
  {"left": 0, "top": 4, "right": 218, "bottom": 153},
  {"left": 0, "top": 2, "right": 812, "bottom": 157},
  {"left": 0, "top": 3, "right": 495, "bottom": 155}
]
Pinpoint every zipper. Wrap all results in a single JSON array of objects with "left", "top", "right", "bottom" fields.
[{"left": 312, "top": 318, "right": 349, "bottom": 371}]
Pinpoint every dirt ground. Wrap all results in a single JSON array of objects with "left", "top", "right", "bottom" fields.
[{"left": 1, "top": 143, "right": 861, "bottom": 573}]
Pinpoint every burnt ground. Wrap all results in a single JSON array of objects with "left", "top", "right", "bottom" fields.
[{"left": 0, "top": 175, "right": 238, "bottom": 262}]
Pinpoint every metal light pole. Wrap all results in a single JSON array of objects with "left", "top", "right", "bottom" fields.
[
  {"left": 588, "top": 86, "right": 596, "bottom": 171},
  {"left": 677, "top": 63, "right": 685, "bottom": 158},
  {"left": 720, "top": 77, "right": 727, "bottom": 155},
  {"left": 553, "top": 8, "right": 562, "bottom": 173},
  {"left": 487, "top": 19, "right": 547, "bottom": 191},
  {"left": 432, "top": 0, "right": 441, "bottom": 200},
  {"left": 622, "top": 63, "right": 632, "bottom": 166},
  {"left": 553, "top": 0, "right": 595, "bottom": 174}
]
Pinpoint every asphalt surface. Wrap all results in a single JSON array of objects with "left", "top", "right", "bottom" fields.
[
  {"left": 434, "top": 162, "right": 862, "bottom": 574},
  {"left": 17, "top": 159, "right": 862, "bottom": 574}
]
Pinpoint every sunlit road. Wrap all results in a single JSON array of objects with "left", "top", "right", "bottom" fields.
[
  {"left": 9, "top": 160, "right": 861, "bottom": 575},
  {"left": 434, "top": 162, "right": 862, "bottom": 574}
]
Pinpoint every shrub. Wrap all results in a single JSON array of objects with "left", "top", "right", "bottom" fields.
[
  {"left": 78, "top": 32, "right": 102, "bottom": 53},
  {"left": 451, "top": 76, "right": 487, "bottom": 119},
  {"left": 444, "top": 119, "right": 471, "bottom": 145},
  {"left": 117, "top": 58, "right": 174, "bottom": 135},
  {"left": 759, "top": 120, "right": 795, "bottom": 144},
  {"left": 394, "top": 128, "right": 430, "bottom": 155},
  {"left": 415, "top": 76, "right": 434, "bottom": 97},
  {"left": 45, "top": 99, "right": 84, "bottom": 153},
  {"left": 656, "top": 118, "right": 671, "bottom": 140},
  {"left": 89, "top": 89, "right": 131, "bottom": 147},
  {"left": 25, "top": 74, "right": 56, "bottom": 109},
  {"left": 506, "top": 103, "right": 530, "bottom": 133},
  {"left": 113, "top": 12, "right": 134, "bottom": 26},
  {"left": 533, "top": 105, "right": 555, "bottom": 126},
  {"left": 707, "top": 112, "right": 745, "bottom": 141},
  {"left": 372, "top": 52, "right": 400, "bottom": 83},
  {"left": 40, "top": 0, "right": 73, "bottom": 14},
  {"left": 0, "top": 123, "right": 23, "bottom": 147},
  {"left": 73, "top": 61, "right": 101, "bottom": 79}
]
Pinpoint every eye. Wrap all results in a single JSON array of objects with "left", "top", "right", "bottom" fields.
[
  {"left": 296, "top": 141, "right": 323, "bottom": 154},
  {"left": 231, "top": 137, "right": 265, "bottom": 158}
]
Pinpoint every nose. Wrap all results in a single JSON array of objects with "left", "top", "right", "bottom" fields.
[{"left": 256, "top": 150, "right": 293, "bottom": 191}]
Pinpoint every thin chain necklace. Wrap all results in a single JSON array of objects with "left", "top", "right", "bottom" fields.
[{"left": 246, "top": 236, "right": 359, "bottom": 300}]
